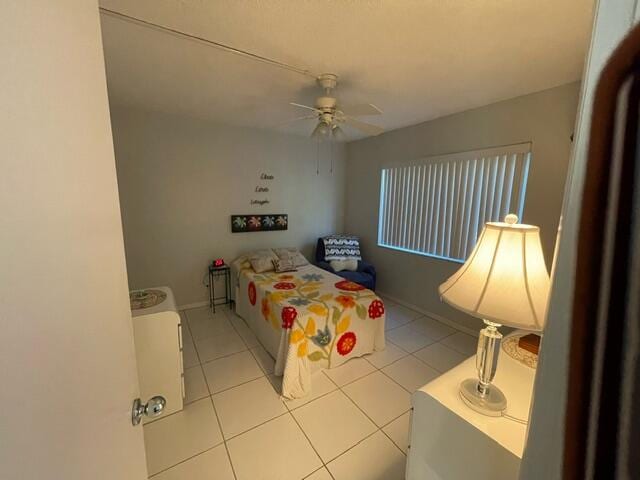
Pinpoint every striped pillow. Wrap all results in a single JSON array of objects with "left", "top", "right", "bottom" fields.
[{"left": 323, "top": 235, "right": 362, "bottom": 261}]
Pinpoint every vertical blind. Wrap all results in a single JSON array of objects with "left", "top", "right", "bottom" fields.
[{"left": 377, "top": 143, "right": 532, "bottom": 262}]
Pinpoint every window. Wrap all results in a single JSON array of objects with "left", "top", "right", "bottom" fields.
[{"left": 377, "top": 143, "right": 531, "bottom": 262}]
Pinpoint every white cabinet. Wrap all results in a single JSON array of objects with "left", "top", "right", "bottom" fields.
[
  {"left": 407, "top": 348, "right": 535, "bottom": 479},
  {"left": 131, "top": 286, "right": 184, "bottom": 422}
]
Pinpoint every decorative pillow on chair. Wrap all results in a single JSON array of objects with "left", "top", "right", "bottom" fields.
[
  {"left": 330, "top": 259, "right": 358, "bottom": 272},
  {"left": 273, "top": 257, "right": 297, "bottom": 273},
  {"left": 323, "top": 235, "right": 362, "bottom": 261},
  {"left": 273, "top": 247, "right": 309, "bottom": 267}
]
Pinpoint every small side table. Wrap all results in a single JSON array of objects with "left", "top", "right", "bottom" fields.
[
  {"left": 407, "top": 348, "right": 535, "bottom": 479},
  {"left": 208, "top": 264, "right": 231, "bottom": 313}
]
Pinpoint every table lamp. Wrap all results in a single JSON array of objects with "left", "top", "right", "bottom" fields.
[{"left": 438, "top": 214, "right": 550, "bottom": 416}]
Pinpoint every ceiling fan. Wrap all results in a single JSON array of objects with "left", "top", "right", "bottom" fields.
[{"left": 286, "top": 73, "right": 385, "bottom": 140}]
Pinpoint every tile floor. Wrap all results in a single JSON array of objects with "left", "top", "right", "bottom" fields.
[{"left": 144, "top": 298, "right": 476, "bottom": 480}]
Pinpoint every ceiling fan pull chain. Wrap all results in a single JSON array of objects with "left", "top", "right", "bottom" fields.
[
  {"left": 330, "top": 139, "right": 334, "bottom": 174},
  {"left": 316, "top": 138, "right": 320, "bottom": 175}
]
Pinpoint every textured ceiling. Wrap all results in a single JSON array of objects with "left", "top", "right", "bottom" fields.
[{"left": 99, "top": 0, "right": 593, "bottom": 140}]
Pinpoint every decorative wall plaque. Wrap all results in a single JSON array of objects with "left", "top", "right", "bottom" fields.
[
  {"left": 250, "top": 173, "right": 274, "bottom": 206},
  {"left": 231, "top": 214, "right": 288, "bottom": 233}
]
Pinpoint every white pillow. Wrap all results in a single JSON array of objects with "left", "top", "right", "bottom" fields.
[
  {"left": 273, "top": 257, "right": 297, "bottom": 273},
  {"left": 250, "top": 249, "right": 278, "bottom": 260},
  {"left": 249, "top": 250, "right": 278, "bottom": 273},
  {"left": 249, "top": 257, "right": 273, "bottom": 273},
  {"left": 273, "top": 247, "right": 309, "bottom": 267},
  {"left": 330, "top": 259, "right": 358, "bottom": 272}
]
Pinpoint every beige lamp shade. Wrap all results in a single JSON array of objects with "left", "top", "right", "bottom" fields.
[{"left": 438, "top": 216, "right": 550, "bottom": 331}]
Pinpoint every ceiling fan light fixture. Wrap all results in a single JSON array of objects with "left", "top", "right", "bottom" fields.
[
  {"left": 312, "top": 121, "right": 331, "bottom": 139},
  {"left": 332, "top": 125, "right": 347, "bottom": 142}
]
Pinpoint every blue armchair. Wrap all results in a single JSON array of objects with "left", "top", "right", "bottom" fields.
[{"left": 315, "top": 237, "right": 377, "bottom": 291}]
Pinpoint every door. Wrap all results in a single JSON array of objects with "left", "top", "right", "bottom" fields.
[{"left": 1, "top": 2, "right": 148, "bottom": 479}]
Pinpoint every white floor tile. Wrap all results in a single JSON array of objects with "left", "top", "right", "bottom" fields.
[
  {"left": 282, "top": 372, "right": 338, "bottom": 410},
  {"left": 227, "top": 414, "right": 322, "bottom": 480},
  {"left": 342, "top": 371, "right": 411, "bottom": 427},
  {"left": 382, "top": 410, "right": 411, "bottom": 454},
  {"left": 143, "top": 398, "right": 223, "bottom": 476},
  {"left": 202, "top": 350, "right": 263, "bottom": 393},
  {"left": 385, "top": 315, "right": 409, "bottom": 331},
  {"left": 250, "top": 344, "right": 275, "bottom": 374},
  {"left": 327, "top": 431, "right": 406, "bottom": 480},
  {"left": 183, "top": 366, "right": 209, "bottom": 404},
  {"left": 323, "top": 357, "right": 376, "bottom": 387},
  {"left": 195, "top": 330, "right": 247, "bottom": 363},
  {"left": 365, "top": 343, "right": 408, "bottom": 368},
  {"left": 213, "top": 377, "right": 287, "bottom": 439},
  {"left": 151, "top": 444, "right": 234, "bottom": 480},
  {"left": 440, "top": 332, "right": 478, "bottom": 356},
  {"left": 386, "top": 324, "right": 437, "bottom": 352},
  {"left": 407, "top": 316, "right": 457, "bottom": 341},
  {"left": 188, "top": 313, "right": 235, "bottom": 341},
  {"left": 304, "top": 467, "right": 333, "bottom": 480},
  {"left": 385, "top": 303, "right": 421, "bottom": 330},
  {"left": 182, "top": 328, "right": 200, "bottom": 368},
  {"left": 233, "top": 321, "right": 260, "bottom": 348},
  {"left": 211, "top": 302, "right": 233, "bottom": 313},
  {"left": 184, "top": 306, "right": 221, "bottom": 323},
  {"left": 414, "top": 342, "right": 467, "bottom": 372},
  {"left": 291, "top": 390, "right": 377, "bottom": 462},
  {"left": 382, "top": 356, "right": 440, "bottom": 393}
]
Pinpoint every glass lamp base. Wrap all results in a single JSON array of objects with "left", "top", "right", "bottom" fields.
[{"left": 459, "top": 378, "right": 507, "bottom": 417}]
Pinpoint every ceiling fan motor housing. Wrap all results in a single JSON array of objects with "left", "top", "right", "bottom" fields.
[{"left": 317, "top": 73, "right": 338, "bottom": 91}]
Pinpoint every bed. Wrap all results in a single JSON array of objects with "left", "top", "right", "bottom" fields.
[{"left": 233, "top": 257, "right": 386, "bottom": 399}]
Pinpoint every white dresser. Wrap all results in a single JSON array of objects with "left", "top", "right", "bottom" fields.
[
  {"left": 131, "top": 286, "right": 184, "bottom": 421},
  {"left": 407, "top": 348, "right": 535, "bottom": 479}
]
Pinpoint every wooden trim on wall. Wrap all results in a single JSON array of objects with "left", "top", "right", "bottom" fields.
[{"left": 565, "top": 22, "right": 640, "bottom": 479}]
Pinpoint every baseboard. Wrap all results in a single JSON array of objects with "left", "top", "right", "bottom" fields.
[
  {"left": 376, "top": 290, "right": 479, "bottom": 337},
  {"left": 177, "top": 300, "right": 209, "bottom": 311}
]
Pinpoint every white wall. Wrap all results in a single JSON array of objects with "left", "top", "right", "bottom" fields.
[
  {"left": 345, "top": 83, "right": 580, "bottom": 332},
  {"left": 110, "top": 106, "right": 346, "bottom": 306}
]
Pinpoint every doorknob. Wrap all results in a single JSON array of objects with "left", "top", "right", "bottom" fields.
[{"left": 131, "top": 396, "right": 166, "bottom": 426}]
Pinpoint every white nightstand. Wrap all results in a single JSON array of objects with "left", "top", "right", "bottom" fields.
[{"left": 406, "top": 345, "right": 535, "bottom": 479}]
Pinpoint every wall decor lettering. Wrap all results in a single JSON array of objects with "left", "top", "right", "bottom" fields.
[
  {"left": 231, "top": 214, "right": 287, "bottom": 233},
  {"left": 260, "top": 173, "right": 274, "bottom": 180},
  {"left": 250, "top": 199, "right": 270, "bottom": 205},
  {"left": 255, "top": 186, "right": 269, "bottom": 192}
]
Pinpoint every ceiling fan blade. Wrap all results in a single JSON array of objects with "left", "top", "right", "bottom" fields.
[
  {"left": 276, "top": 114, "right": 317, "bottom": 127},
  {"left": 290, "top": 102, "right": 321, "bottom": 113},
  {"left": 339, "top": 103, "right": 383, "bottom": 116},
  {"left": 343, "top": 116, "right": 385, "bottom": 136}
]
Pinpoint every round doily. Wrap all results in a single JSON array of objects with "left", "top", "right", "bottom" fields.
[
  {"left": 502, "top": 335, "right": 538, "bottom": 369},
  {"left": 130, "top": 289, "right": 167, "bottom": 310}
]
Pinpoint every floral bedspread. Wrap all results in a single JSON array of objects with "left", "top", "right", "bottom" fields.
[{"left": 235, "top": 264, "right": 386, "bottom": 399}]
